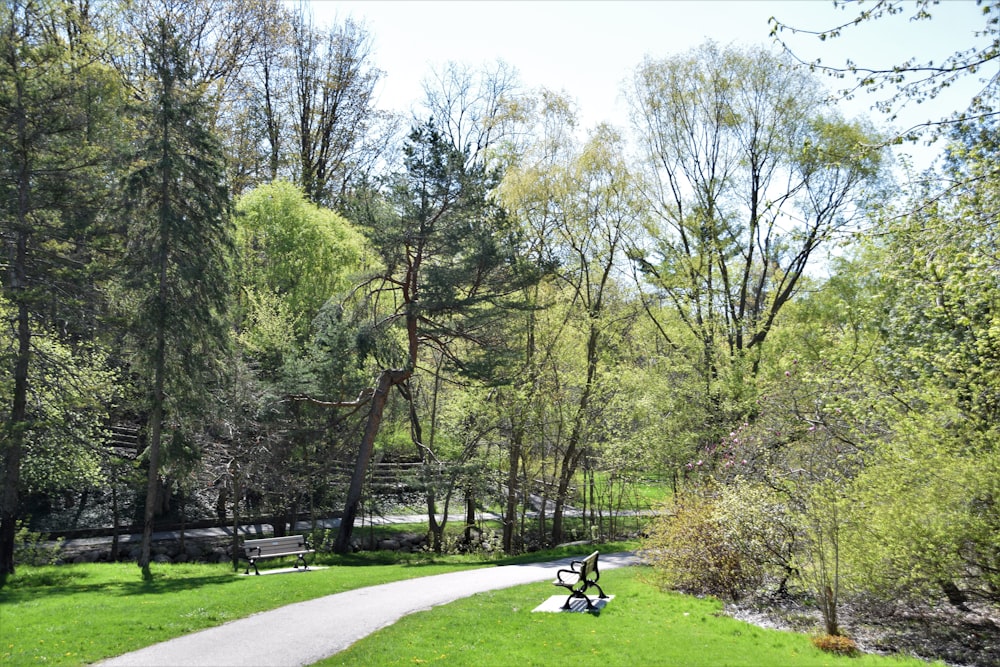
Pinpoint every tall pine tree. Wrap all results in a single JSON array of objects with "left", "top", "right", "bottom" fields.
[{"left": 122, "top": 15, "right": 232, "bottom": 577}]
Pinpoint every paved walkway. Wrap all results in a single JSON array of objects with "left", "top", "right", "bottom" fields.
[{"left": 98, "top": 552, "right": 641, "bottom": 667}]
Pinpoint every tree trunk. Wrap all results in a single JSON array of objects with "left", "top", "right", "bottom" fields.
[
  {"left": 819, "top": 584, "right": 840, "bottom": 636},
  {"left": 1, "top": 74, "right": 33, "bottom": 577},
  {"left": 0, "top": 297, "right": 29, "bottom": 578},
  {"left": 110, "top": 481, "right": 120, "bottom": 562},
  {"left": 231, "top": 478, "right": 241, "bottom": 571},
  {"left": 139, "top": 373, "right": 164, "bottom": 577},
  {"left": 333, "top": 369, "right": 406, "bottom": 554},
  {"left": 551, "top": 323, "right": 598, "bottom": 543},
  {"left": 464, "top": 491, "right": 476, "bottom": 544},
  {"left": 502, "top": 428, "right": 521, "bottom": 553},
  {"left": 139, "top": 236, "right": 168, "bottom": 578},
  {"left": 426, "top": 486, "right": 443, "bottom": 553}
]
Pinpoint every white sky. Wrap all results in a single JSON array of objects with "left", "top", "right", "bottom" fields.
[{"left": 310, "top": 0, "right": 993, "bottom": 167}]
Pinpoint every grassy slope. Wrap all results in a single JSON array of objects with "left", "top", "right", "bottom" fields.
[
  {"left": 322, "top": 569, "right": 938, "bottom": 667},
  {"left": 1, "top": 548, "right": 937, "bottom": 667}
]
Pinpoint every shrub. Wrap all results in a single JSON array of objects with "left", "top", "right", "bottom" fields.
[
  {"left": 810, "top": 633, "right": 859, "bottom": 656},
  {"left": 644, "top": 490, "right": 755, "bottom": 600},
  {"left": 14, "top": 519, "right": 63, "bottom": 566}
]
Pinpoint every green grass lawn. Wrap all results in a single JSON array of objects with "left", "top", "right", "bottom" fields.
[
  {"left": 0, "top": 554, "right": 480, "bottom": 665},
  {"left": 1, "top": 547, "right": 938, "bottom": 667},
  {"left": 322, "top": 568, "right": 938, "bottom": 667}
]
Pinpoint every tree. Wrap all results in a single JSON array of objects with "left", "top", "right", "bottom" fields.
[
  {"left": 770, "top": 0, "right": 999, "bottom": 140},
  {"left": 547, "top": 125, "right": 642, "bottom": 543},
  {"left": 628, "top": 42, "right": 884, "bottom": 444},
  {"left": 291, "top": 12, "right": 384, "bottom": 207},
  {"left": 230, "top": 181, "right": 371, "bottom": 535},
  {"left": 843, "top": 119, "right": 1000, "bottom": 604},
  {"left": 421, "top": 59, "right": 526, "bottom": 170},
  {"left": 234, "top": 180, "right": 369, "bottom": 345},
  {"left": 223, "top": 0, "right": 292, "bottom": 195},
  {"left": 0, "top": 0, "right": 120, "bottom": 577},
  {"left": 333, "top": 120, "right": 534, "bottom": 553},
  {"left": 119, "top": 8, "right": 234, "bottom": 576}
]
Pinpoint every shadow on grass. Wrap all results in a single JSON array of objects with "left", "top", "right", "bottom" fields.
[{"left": 0, "top": 568, "right": 240, "bottom": 601}]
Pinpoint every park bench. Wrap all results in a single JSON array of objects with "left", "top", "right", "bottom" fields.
[
  {"left": 553, "top": 550, "right": 608, "bottom": 610},
  {"left": 241, "top": 535, "right": 314, "bottom": 575}
]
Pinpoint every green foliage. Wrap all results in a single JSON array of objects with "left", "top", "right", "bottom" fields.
[
  {"left": 713, "top": 478, "right": 799, "bottom": 590},
  {"left": 234, "top": 181, "right": 370, "bottom": 344},
  {"left": 845, "top": 390, "right": 1000, "bottom": 600},
  {"left": 12, "top": 519, "right": 62, "bottom": 566},
  {"left": 645, "top": 490, "right": 759, "bottom": 600},
  {"left": 838, "top": 119, "right": 1000, "bottom": 603},
  {"left": 123, "top": 19, "right": 233, "bottom": 355},
  {"left": 0, "top": 295, "right": 114, "bottom": 495}
]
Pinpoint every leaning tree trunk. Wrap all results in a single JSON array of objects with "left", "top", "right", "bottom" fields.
[{"left": 333, "top": 369, "right": 408, "bottom": 554}]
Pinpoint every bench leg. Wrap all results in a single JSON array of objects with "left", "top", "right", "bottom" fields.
[
  {"left": 295, "top": 554, "right": 309, "bottom": 571},
  {"left": 562, "top": 591, "right": 595, "bottom": 610},
  {"left": 247, "top": 558, "right": 259, "bottom": 576}
]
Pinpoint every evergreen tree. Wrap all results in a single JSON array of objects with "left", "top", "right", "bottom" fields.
[
  {"left": 333, "top": 121, "right": 536, "bottom": 553},
  {"left": 121, "top": 15, "right": 232, "bottom": 577}
]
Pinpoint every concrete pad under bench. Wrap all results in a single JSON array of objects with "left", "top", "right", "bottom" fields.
[
  {"left": 238, "top": 565, "right": 328, "bottom": 576},
  {"left": 532, "top": 594, "right": 614, "bottom": 613}
]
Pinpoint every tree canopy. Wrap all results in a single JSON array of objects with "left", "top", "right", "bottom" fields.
[{"left": 2, "top": 7, "right": 998, "bottom": 657}]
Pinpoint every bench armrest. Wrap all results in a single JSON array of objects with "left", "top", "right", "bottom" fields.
[{"left": 554, "top": 568, "right": 573, "bottom": 583}]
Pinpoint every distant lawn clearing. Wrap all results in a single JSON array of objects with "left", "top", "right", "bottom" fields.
[{"left": 321, "top": 568, "right": 938, "bottom": 667}]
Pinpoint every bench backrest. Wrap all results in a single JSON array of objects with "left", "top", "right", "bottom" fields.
[
  {"left": 580, "top": 551, "right": 600, "bottom": 580},
  {"left": 243, "top": 535, "right": 307, "bottom": 556}
]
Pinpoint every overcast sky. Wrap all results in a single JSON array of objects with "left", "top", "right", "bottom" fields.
[{"left": 310, "top": 0, "right": 991, "bottom": 166}]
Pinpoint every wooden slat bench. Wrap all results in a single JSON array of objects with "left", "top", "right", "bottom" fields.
[
  {"left": 553, "top": 550, "right": 608, "bottom": 610},
  {"left": 241, "top": 535, "right": 315, "bottom": 575}
]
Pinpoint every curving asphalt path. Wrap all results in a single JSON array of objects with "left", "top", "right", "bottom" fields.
[{"left": 98, "top": 552, "right": 641, "bottom": 667}]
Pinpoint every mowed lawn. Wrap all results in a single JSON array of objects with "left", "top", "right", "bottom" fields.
[
  {"left": 0, "top": 556, "right": 479, "bottom": 665},
  {"left": 2, "top": 554, "right": 939, "bottom": 666},
  {"left": 322, "top": 568, "right": 938, "bottom": 667}
]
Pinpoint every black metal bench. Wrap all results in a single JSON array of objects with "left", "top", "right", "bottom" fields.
[
  {"left": 241, "top": 535, "right": 315, "bottom": 575},
  {"left": 553, "top": 550, "right": 608, "bottom": 610}
]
